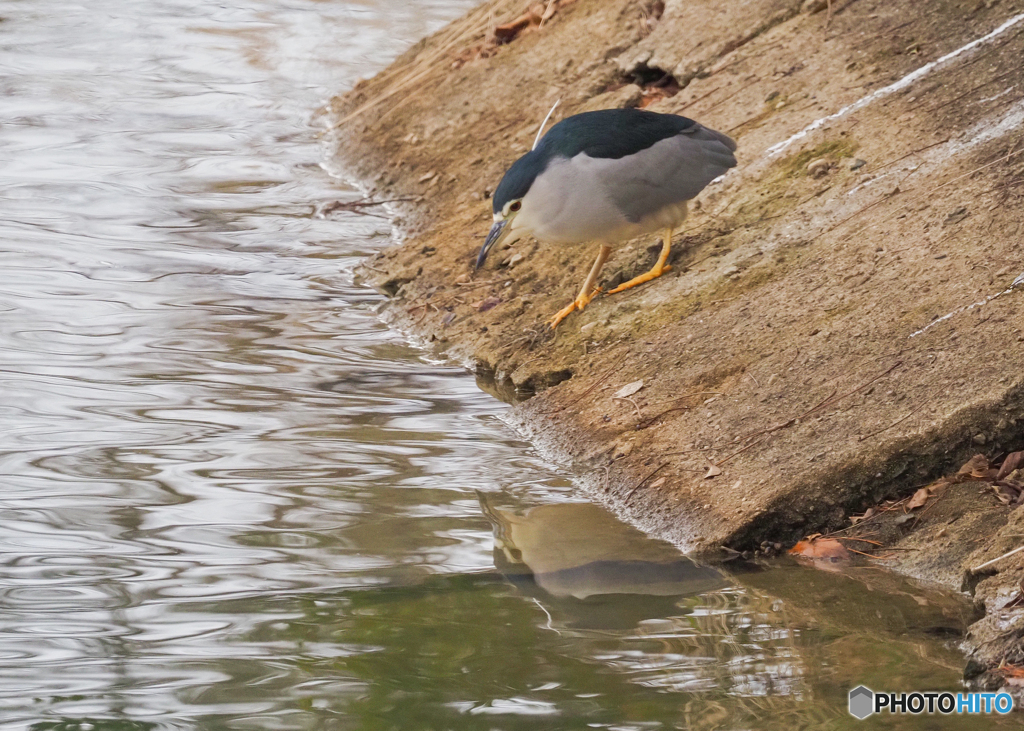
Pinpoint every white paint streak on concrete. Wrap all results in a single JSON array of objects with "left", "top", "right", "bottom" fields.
[
  {"left": 902, "top": 93, "right": 1024, "bottom": 339},
  {"left": 765, "top": 13, "right": 1024, "bottom": 158},
  {"left": 881, "top": 96, "right": 1024, "bottom": 185},
  {"left": 942, "top": 96, "right": 1024, "bottom": 157},
  {"left": 977, "top": 85, "right": 1017, "bottom": 104},
  {"left": 909, "top": 284, "right": 1019, "bottom": 339}
]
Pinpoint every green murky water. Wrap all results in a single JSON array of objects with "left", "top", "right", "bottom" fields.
[{"left": 0, "top": 0, "right": 1020, "bottom": 728}]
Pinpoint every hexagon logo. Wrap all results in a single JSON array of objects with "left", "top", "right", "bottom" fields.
[{"left": 849, "top": 686, "right": 874, "bottom": 719}]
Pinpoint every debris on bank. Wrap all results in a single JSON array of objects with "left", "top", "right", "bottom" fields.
[{"left": 780, "top": 449, "right": 1024, "bottom": 694}]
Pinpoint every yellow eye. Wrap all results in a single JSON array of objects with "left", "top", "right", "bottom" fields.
[{"left": 509, "top": 201, "right": 521, "bottom": 212}]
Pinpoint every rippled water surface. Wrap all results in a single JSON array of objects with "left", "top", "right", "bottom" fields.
[{"left": 2, "top": 1, "right": 1022, "bottom": 729}]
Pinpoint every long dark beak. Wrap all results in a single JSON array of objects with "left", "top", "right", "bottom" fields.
[{"left": 476, "top": 219, "right": 508, "bottom": 269}]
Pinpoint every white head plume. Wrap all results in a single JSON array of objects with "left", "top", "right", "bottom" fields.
[{"left": 532, "top": 99, "right": 561, "bottom": 151}]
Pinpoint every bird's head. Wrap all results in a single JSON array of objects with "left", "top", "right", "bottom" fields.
[{"left": 475, "top": 151, "right": 543, "bottom": 269}]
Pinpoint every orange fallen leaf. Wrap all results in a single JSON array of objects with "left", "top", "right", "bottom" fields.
[
  {"left": 998, "top": 664, "right": 1024, "bottom": 686},
  {"left": 789, "top": 537, "right": 851, "bottom": 562},
  {"left": 492, "top": 18, "right": 532, "bottom": 43},
  {"left": 490, "top": 0, "right": 573, "bottom": 44},
  {"left": 493, "top": 3, "right": 545, "bottom": 43}
]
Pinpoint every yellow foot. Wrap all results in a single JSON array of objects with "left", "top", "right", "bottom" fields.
[
  {"left": 548, "top": 286, "right": 602, "bottom": 329},
  {"left": 606, "top": 264, "right": 672, "bottom": 295}
]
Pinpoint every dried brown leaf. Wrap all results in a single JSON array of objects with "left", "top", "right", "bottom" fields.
[
  {"left": 704, "top": 464, "right": 722, "bottom": 479},
  {"left": 998, "top": 451, "right": 1024, "bottom": 481},
  {"left": 850, "top": 507, "right": 876, "bottom": 525},
  {"left": 493, "top": 5, "right": 543, "bottom": 42},
  {"left": 492, "top": 21, "right": 526, "bottom": 42},
  {"left": 957, "top": 453, "right": 992, "bottom": 479},
  {"left": 907, "top": 487, "right": 931, "bottom": 510},
  {"left": 613, "top": 380, "right": 644, "bottom": 399},
  {"left": 991, "top": 484, "right": 1015, "bottom": 505}
]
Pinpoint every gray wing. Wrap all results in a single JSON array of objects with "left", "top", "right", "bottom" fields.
[{"left": 600, "top": 124, "right": 737, "bottom": 224}]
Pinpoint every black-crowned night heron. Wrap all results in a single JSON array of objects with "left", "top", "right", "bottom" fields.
[{"left": 476, "top": 108, "right": 737, "bottom": 328}]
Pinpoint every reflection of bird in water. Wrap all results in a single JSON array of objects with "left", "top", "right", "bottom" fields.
[{"left": 478, "top": 494, "right": 726, "bottom": 628}]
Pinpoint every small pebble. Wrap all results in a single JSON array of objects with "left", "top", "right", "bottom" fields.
[
  {"left": 503, "top": 252, "right": 524, "bottom": 268},
  {"left": 807, "top": 158, "right": 831, "bottom": 177}
]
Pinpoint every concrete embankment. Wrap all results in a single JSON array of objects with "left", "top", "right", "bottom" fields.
[{"left": 328, "top": 0, "right": 1024, "bottom": 687}]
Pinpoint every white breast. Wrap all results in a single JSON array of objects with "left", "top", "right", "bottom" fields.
[
  {"left": 516, "top": 156, "right": 635, "bottom": 244},
  {"left": 517, "top": 152, "right": 690, "bottom": 244}
]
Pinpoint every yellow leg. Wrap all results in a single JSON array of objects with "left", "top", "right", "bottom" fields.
[
  {"left": 606, "top": 227, "right": 674, "bottom": 295},
  {"left": 549, "top": 245, "right": 612, "bottom": 329}
]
